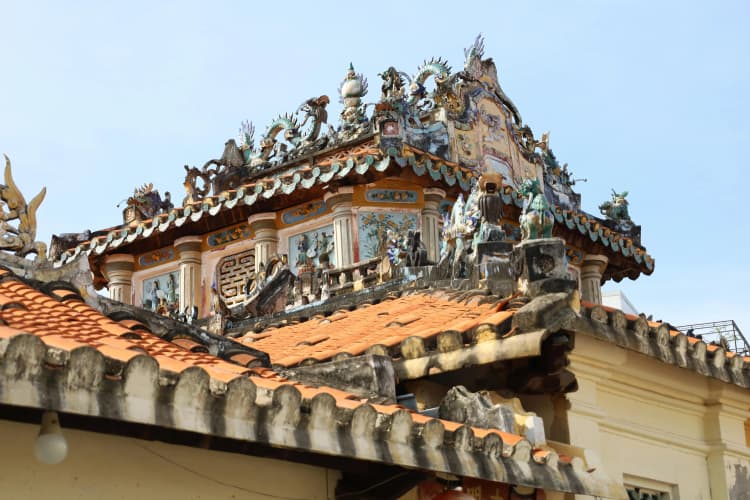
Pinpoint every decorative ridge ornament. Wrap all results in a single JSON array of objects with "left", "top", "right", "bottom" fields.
[
  {"left": 599, "top": 189, "right": 631, "bottom": 221},
  {"left": 519, "top": 178, "right": 553, "bottom": 240},
  {"left": 0, "top": 155, "right": 47, "bottom": 261}
]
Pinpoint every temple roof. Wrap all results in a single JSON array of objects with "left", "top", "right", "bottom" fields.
[
  {"left": 51, "top": 36, "right": 653, "bottom": 283},
  {"left": 0, "top": 257, "right": 624, "bottom": 497}
]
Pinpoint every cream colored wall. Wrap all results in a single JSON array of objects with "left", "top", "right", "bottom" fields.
[
  {"left": 0, "top": 418, "right": 339, "bottom": 500},
  {"left": 568, "top": 333, "right": 750, "bottom": 499}
]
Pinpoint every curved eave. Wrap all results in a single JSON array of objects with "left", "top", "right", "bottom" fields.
[
  {"left": 54, "top": 147, "right": 475, "bottom": 268},
  {"left": 0, "top": 333, "right": 626, "bottom": 498},
  {"left": 497, "top": 186, "right": 654, "bottom": 280},
  {"left": 55, "top": 145, "right": 653, "bottom": 282}
]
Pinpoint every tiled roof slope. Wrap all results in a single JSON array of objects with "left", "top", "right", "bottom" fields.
[
  {"left": 578, "top": 302, "right": 750, "bottom": 388},
  {"left": 237, "top": 290, "right": 516, "bottom": 368},
  {"left": 0, "top": 267, "right": 623, "bottom": 498}
]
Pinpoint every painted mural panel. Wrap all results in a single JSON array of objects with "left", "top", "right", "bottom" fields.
[
  {"left": 142, "top": 271, "right": 179, "bottom": 314},
  {"left": 454, "top": 89, "right": 542, "bottom": 188},
  {"left": 288, "top": 224, "right": 335, "bottom": 273},
  {"left": 358, "top": 211, "right": 417, "bottom": 260}
]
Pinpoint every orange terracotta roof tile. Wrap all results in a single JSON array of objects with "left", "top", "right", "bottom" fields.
[
  {"left": 240, "top": 291, "right": 510, "bottom": 367},
  {"left": 0, "top": 272, "right": 543, "bottom": 463},
  {"left": 0, "top": 275, "right": 249, "bottom": 380}
]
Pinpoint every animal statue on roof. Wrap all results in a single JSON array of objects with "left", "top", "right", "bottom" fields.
[
  {"left": 123, "top": 182, "right": 169, "bottom": 224},
  {"left": 406, "top": 58, "right": 453, "bottom": 115},
  {"left": 238, "top": 120, "right": 255, "bottom": 151},
  {"left": 0, "top": 155, "right": 47, "bottom": 260},
  {"left": 516, "top": 126, "right": 550, "bottom": 161},
  {"left": 246, "top": 114, "right": 298, "bottom": 168},
  {"left": 518, "top": 178, "right": 554, "bottom": 240},
  {"left": 202, "top": 139, "right": 245, "bottom": 171},
  {"left": 296, "top": 95, "right": 331, "bottom": 146},
  {"left": 379, "top": 66, "right": 406, "bottom": 102},
  {"left": 599, "top": 189, "right": 631, "bottom": 221}
]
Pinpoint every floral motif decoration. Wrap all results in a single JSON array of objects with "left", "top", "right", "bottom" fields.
[
  {"left": 281, "top": 201, "right": 327, "bottom": 225},
  {"left": 138, "top": 248, "right": 176, "bottom": 269},
  {"left": 365, "top": 189, "right": 418, "bottom": 204},
  {"left": 206, "top": 223, "right": 253, "bottom": 247},
  {"left": 358, "top": 212, "right": 417, "bottom": 261}
]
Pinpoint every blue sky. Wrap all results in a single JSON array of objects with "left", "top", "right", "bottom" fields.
[{"left": 1, "top": 1, "right": 748, "bottom": 331}]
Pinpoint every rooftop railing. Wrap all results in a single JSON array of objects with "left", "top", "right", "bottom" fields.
[{"left": 676, "top": 320, "right": 749, "bottom": 356}]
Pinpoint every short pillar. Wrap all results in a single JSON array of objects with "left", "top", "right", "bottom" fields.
[
  {"left": 422, "top": 188, "right": 445, "bottom": 263},
  {"left": 325, "top": 188, "right": 354, "bottom": 267},
  {"left": 103, "top": 254, "right": 135, "bottom": 304},
  {"left": 174, "top": 236, "right": 203, "bottom": 316},
  {"left": 511, "top": 238, "right": 573, "bottom": 297},
  {"left": 248, "top": 213, "right": 279, "bottom": 272},
  {"left": 580, "top": 254, "right": 609, "bottom": 304}
]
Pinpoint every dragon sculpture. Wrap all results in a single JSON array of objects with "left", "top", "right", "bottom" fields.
[
  {"left": 0, "top": 155, "right": 47, "bottom": 260},
  {"left": 123, "top": 183, "right": 172, "bottom": 224}
]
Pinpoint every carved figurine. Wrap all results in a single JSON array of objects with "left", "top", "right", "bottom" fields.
[
  {"left": 202, "top": 138, "right": 245, "bottom": 171},
  {"left": 438, "top": 192, "right": 478, "bottom": 280},
  {"left": 477, "top": 172, "right": 506, "bottom": 242},
  {"left": 296, "top": 234, "right": 309, "bottom": 267},
  {"left": 296, "top": 95, "right": 330, "bottom": 147},
  {"left": 518, "top": 178, "right": 553, "bottom": 240},
  {"left": 599, "top": 189, "right": 631, "bottom": 221},
  {"left": 337, "top": 64, "right": 370, "bottom": 141},
  {"left": 405, "top": 231, "right": 428, "bottom": 267},
  {"left": 123, "top": 182, "right": 169, "bottom": 223},
  {"left": 0, "top": 155, "right": 47, "bottom": 260},
  {"left": 314, "top": 231, "right": 334, "bottom": 268},
  {"left": 378, "top": 66, "right": 406, "bottom": 101},
  {"left": 238, "top": 120, "right": 255, "bottom": 151}
]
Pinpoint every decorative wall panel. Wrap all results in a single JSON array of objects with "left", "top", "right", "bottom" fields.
[
  {"left": 142, "top": 271, "right": 179, "bottom": 314},
  {"left": 357, "top": 211, "right": 417, "bottom": 260},
  {"left": 216, "top": 249, "right": 255, "bottom": 307}
]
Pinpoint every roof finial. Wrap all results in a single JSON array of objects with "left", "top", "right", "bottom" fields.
[{"left": 0, "top": 154, "right": 47, "bottom": 261}]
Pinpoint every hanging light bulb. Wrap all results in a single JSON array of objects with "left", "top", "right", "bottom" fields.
[{"left": 34, "top": 411, "right": 68, "bottom": 465}]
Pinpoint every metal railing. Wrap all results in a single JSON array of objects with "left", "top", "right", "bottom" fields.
[{"left": 675, "top": 320, "right": 749, "bottom": 356}]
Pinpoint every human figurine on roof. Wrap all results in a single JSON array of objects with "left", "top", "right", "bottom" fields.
[{"left": 477, "top": 171, "right": 506, "bottom": 243}]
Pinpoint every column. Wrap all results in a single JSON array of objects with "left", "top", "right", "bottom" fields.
[
  {"left": 248, "top": 213, "right": 278, "bottom": 272},
  {"left": 174, "top": 236, "right": 202, "bottom": 316},
  {"left": 324, "top": 188, "right": 354, "bottom": 267},
  {"left": 103, "top": 254, "right": 135, "bottom": 304},
  {"left": 422, "top": 188, "right": 445, "bottom": 263},
  {"left": 580, "top": 254, "right": 608, "bottom": 304}
]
